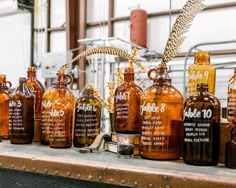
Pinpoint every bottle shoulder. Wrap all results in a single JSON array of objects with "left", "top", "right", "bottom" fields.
[
  {"left": 0, "top": 92, "right": 10, "bottom": 101},
  {"left": 52, "top": 97, "right": 73, "bottom": 109},
  {"left": 115, "top": 83, "right": 143, "bottom": 95},
  {"left": 142, "top": 84, "right": 183, "bottom": 97},
  {"left": 185, "top": 93, "right": 220, "bottom": 107},
  {"left": 76, "top": 96, "right": 101, "bottom": 105}
]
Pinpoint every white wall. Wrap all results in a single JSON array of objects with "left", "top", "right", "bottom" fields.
[{"left": 0, "top": 2, "right": 31, "bottom": 88}]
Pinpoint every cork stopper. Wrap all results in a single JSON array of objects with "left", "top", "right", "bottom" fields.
[
  {"left": 28, "top": 66, "right": 36, "bottom": 72},
  {"left": 0, "top": 74, "right": 6, "bottom": 83},
  {"left": 124, "top": 66, "right": 134, "bottom": 74},
  {"left": 19, "top": 77, "right": 27, "bottom": 83},
  {"left": 194, "top": 51, "right": 210, "bottom": 65}
]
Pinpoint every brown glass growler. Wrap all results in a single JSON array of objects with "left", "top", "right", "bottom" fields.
[
  {"left": 183, "top": 83, "right": 221, "bottom": 166},
  {"left": 26, "top": 66, "right": 45, "bottom": 141},
  {"left": 41, "top": 70, "right": 74, "bottom": 145},
  {"left": 0, "top": 74, "right": 12, "bottom": 139},
  {"left": 140, "top": 63, "right": 184, "bottom": 160},
  {"left": 74, "top": 87, "right": 102, "bottom": 147},
  {"left": 227, "top": 68, "right": 236, "bottom": 122},
  {"left": 9, "top": 77, "right": 34, "bottom": 144},
  {"left": 49, "top": 89, "right": 73, "bottom": 148},
  {"left": 114, "top": 66, "right": 143, "bottom": 133},
  {"left": 225, "top": 116, "right": 236, "bottom": 168},
  {"left": 187, "top": 51, "right": 215, "bottom": 97}
]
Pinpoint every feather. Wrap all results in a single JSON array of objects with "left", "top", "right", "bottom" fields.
[{"left": 161, "top": 0, "right": 207, "bottom": 64}]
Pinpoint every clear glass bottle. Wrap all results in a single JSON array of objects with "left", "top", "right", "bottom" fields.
[
  {"left": 26, "top": 66, "right": 45, "bottom": 141},
  {"left": 41, "top": 69, "right": 74, "bottom": 145},
  {"left": 74, "top": 87, "right": 102, "bottom": 147},
  {"left": 49, "top": 89, "right": 73, "bottom": 148},
  {"left": 187, "top": 51, "right": 215, "bottom": 97},
  {"left": 0, "top": 74, "right": 12, "bottom": 139},
  {"left": 9, "top": 77, "right": 34, "bottom": 144},
  {"left": 114, "top": 66, "right": 143, "bottom": 133},
  {"left": 140, "top": 63, "right": 184, "bottom": 160},
  {"left": 183, "top": 83, "right": 221, "bottom": 166},
  {"left": 227, "top": 68, "right": 236, "bottom": 122}
]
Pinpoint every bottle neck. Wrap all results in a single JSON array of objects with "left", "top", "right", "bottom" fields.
[
  {"left": 156, "top": 65, "right": 171, "bottom": 85},
  {"left": 27, "top": 71, "right": 36, "bottom": 79},
  {"left": 194, "top": 52, "right": 210, "bottom": 65},
  {"left": 195, "top": 61, "right": 210, "bottom": 65},
  {"left": 18, "top": 79, "right": 30, "bottom": 94},
  {"left": 55, "top": 80, "right": 67, "bottom": 89},
  {"left": 196, "top": 84, "right": 208, "bottom": 95},
  {"left": 124, "top": 73, "right": 134, "bottom": 83},
  {"left": 83, "top": 89, "right": 94, "bottom": 97}
]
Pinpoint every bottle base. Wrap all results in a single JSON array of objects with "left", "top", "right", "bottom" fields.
[
  {"left": 74, "top": 143, "right": 88, "bottom": 148},
  {"left": 41, "top": 141, "right": 49, "bottom": 145},
  {"left": 140, "top": 151, "right": 180, "bottom": 160},
  {"left": 225, "top": 141, "right": 236, "bottom": 169},
  {"left": 50, "top": 145, "right": 71, "bottom": 148},
  {"left": 184, "top": 160, "right": 218, "bottom": 166},
  {"left": 10, "top": 137, "right": 32, "bottom": 144}
]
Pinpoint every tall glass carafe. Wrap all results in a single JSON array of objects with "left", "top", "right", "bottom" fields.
[
  {"left": 227, "top": 68, "right": 236, "bottom": 122},
  {"left": 26, "top": 66, "right": 45, "bottom": 141},
  {"left": 41, "top": 70, "right": 74, "bottom": 144},
  {"left": 50, "top": 89, "right": 73, "bottom": 148},
  {"left": 0, "top": 74, "right": 12, "bottom": 139},
  {"left": 9, "top": 77, "right": 34, "bottom": 144},
  {"left": 140, "top": 63, "right": 184, "bottom": 160},
  {"left": 183, "top": 83, "right": 221, "bottom": 166},
  {"left": 114, "top": 66, "right": 143, "bottom": 133},
  {"left": 187, "top": 51, "right": 215, "bottom": 97},
  {"left": 74, "top": 87, "right": 102, "bottom": 147}
]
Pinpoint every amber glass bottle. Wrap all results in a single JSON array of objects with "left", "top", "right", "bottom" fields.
[
  {"left": 114, "top": 66, "right": 143, "bottom": 133},
  {"left": 227, "top": 68, "right": 236, "bottom": 122},
  {"left": 183, "top": 83, "right": 221, "bottom": 166},
  {"left": 0, "top": 74, "right": 12, "bottom": 139},
  {"left": 49, "top": 89, "right": 73, "bottom": 148},
  {"left": 187, "top": 51, "right": 215, "bottom": 97},
  {"left": 26, "top": 66, "right": 45, "bottom": 141},
  {"left": 41, "top": 70, "right": 74, "bottom": 145},
  {"left": 9, "top": 77, "right": 34, "bottom": 144},
  {"left": 225, "top": 120, "right": 236, "bottom": 168},
  {"left": 74, "top": 87, "right": 102, "bottom": 147},
  {"left": 140, "top": 63, "right": 184, "bottom": 160}
]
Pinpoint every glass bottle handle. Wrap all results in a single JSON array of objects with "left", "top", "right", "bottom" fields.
[
  {"left": 148, "top": 68, "right": 158, "bottom": 80},
  {"left": 5, "top": 81, "right": 12, "bottom": 88},
  {"left": 65, "top": 75, "right": 73, "bottom": 85}
]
